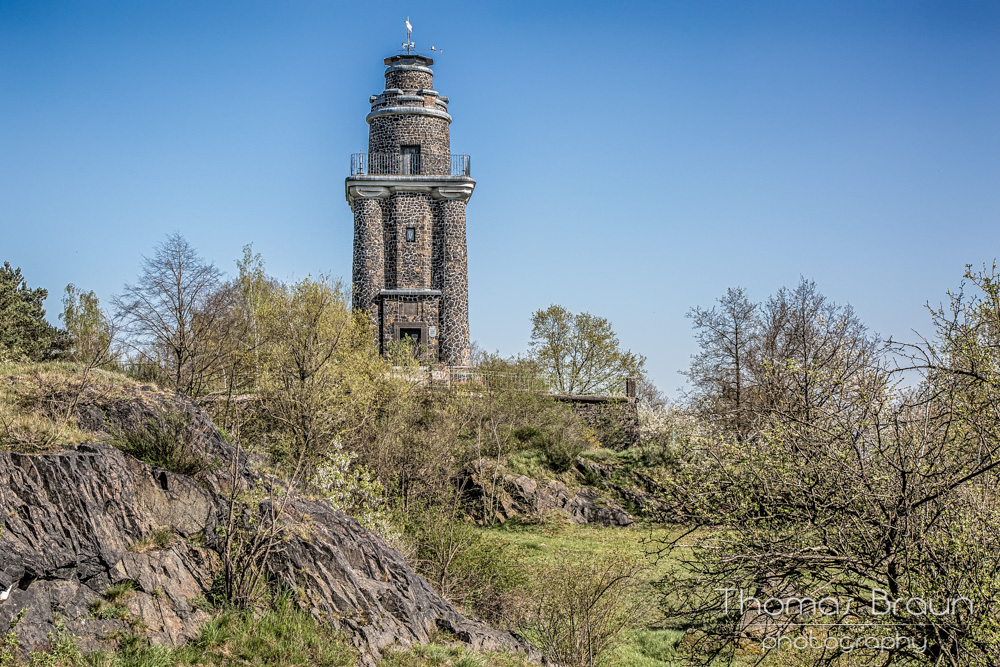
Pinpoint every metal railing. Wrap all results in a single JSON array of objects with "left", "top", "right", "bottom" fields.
[
  {"left": 350, "top": 153, "right": 471, "bottom": 177},
  {"left": 387, "top": 365, "right": 631, "bottom": 397},
  {"left": 389, "top": 365, "right": 552, "bottom": 393}
]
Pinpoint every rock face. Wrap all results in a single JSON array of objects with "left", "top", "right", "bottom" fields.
[
  {"left": 459, "top": 469, "right": 634, "bottom": 527},
  {"left": 0, "top": 442, "right": 221, "bottom": 654},
  {"left": 0, "top": 390, "right": 538, "bottom": 665},
  {"left": 573, "top": 458, "right": 671, "bottom": 519}
]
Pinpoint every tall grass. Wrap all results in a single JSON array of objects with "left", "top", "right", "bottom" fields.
[
  {"left": 82, "top": 595, "right": 355, "bottom": 667},
  {"left": 111, "top": 412, "right": 207, "bottom": 476}
]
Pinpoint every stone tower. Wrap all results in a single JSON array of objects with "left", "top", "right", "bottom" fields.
[{"left": 345, "top": 53, "right": 474, "bottom": 366}]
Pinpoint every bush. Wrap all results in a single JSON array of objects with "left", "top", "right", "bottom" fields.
[
  {"left": 514, "top": 404, "right": 587, "bottom": 472},
  {"left": 311, "top": 442, "right": 400, "bottom": 545},
  {"left": 518, "top": 551, "right": 648, "bottom": 667},
  {"left": 405, "top": 500, "right": 527, "bottom": 626}
]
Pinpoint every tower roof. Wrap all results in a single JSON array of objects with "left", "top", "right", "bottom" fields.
[{"left": 384, "top": 54, "right": 434, "bottom": 67}]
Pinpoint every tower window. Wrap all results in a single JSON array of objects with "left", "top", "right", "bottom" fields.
[
  {"left": 406, "top": 227, "right": 416, "bottom": 242},
  {"left": 399, "top": 328, "right": 422, "bottom": 345}
]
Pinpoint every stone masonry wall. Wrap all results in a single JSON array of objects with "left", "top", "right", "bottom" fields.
[
  {"left": 380, "top": 296, "right": 441, "bottom": 360},
  {"left": 387, "top": 193, "right": 432, "bottom": 289},
  {"left": 438, "top": 199, "right": 470, "bottom": 366},
  {"left": 352, "top": 198, "right": 384, "bottom": 326},
  {"left": 555, "top": 396, "right": 640, "bottom": 450},
  {"left": 431, "top": 200, "right": 445, "bottom": 291},
  {"left": 385, "top": 67, "right": 433, "bottom": 90},
  {"left": 368, "top": 115, "right": 451, "bottom": 174}
]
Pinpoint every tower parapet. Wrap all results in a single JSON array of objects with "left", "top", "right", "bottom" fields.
[{"left": 346, "top": 52, "right": 473, "bottom": 366}]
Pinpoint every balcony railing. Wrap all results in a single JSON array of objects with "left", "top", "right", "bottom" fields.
[{"left": 350, "top": 153, "right": 471, "bottom": 177}]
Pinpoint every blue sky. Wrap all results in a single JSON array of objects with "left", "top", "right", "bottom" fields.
[{"left": 1, "top": 1, "right": 998, "bottom": 397}]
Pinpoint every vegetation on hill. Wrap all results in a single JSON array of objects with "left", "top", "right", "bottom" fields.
[
  {"left": 659, "top": 271, "right": 1000, "bottom": 666},
  {"left": 3, "top": 238, "right": 999, "bottom": 666},
  {"left": 0, "top": 262, "right": 63, "bottom": 362}
]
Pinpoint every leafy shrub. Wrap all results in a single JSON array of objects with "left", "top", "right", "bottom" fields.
[
  {"left": 312, "top": 442, "right": 399, "bottom": 544},
  {"left": 405, "top": 501, "right": 527, "bottom": 626},
  {"left": 513, "top": 405, "right": 587, "bottom": 473},
  {"left": 518, "top": 551, "right": 648, "bottom": 667}
]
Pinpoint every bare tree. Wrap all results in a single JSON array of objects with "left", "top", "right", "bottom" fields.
[
  {"left": 521, "top": 551, "right": 649, "bottom": 667},
  {"left": 113, "top": 233, "right": 226, "bottom": 394},
  {"left": 686, "top": 279, "right": 882, "bottom": 434},
  {"left": 755, "top": 277, "right": 881, "bottom": 424},
  {"left": 684, "top": 286, "right": 758, "bottom": 436}
]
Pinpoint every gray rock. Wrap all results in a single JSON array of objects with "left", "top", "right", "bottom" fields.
[
  {"left": 565, "top": 487, "right": 634, "bottom": 527},
  {"left": 0, "top": 389, "right": 539, "bottom": 665},
  {"left": 456, "top": 468, "right": 634, "bottom": 527}
]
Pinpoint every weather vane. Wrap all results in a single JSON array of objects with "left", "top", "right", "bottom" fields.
[{"left": 401, "top": 18, "right": 443, "bottom": 55}]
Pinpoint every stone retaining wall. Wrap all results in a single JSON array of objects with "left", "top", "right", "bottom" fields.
[{"left": 554, "top": 394, "right": 640, "bottom": 450}]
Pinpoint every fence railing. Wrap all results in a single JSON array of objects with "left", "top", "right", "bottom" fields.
[
  {"left": 387, "top": 365, "right": 631, "bottom": 397},
  {"left": 350, "top": 153, "right": 471, "bottom": 177}
]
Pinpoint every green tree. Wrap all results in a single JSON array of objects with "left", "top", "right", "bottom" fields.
[
  {"left": 231, "top": 244, "right": 274, "bottom": 391},
  {"left": 660, "top": 270, "right": 1000, "bottom": 666},
  {"left": 0, "top": 262, "right": 58, "bottom": 360},
  {"left": 257, "top": 275, "right": 382, "bottom": 473},
  {"left": 60, "top": 284, "right": 113, "bottom": 363},
  {"left": 529, "top": 305, "right": 645, "bottom": 395}
]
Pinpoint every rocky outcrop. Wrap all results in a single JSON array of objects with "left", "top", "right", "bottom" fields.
[
  {"left": 459, "top": 469, "right": 634, "bottom": 527},
  {"left": 573, "top": 458, "right": 674, "bottom": 519},
  {"left": 563, "top": 487, "right": 635, "bottom": 527},
  {"left": 0, "top": 443, "right": 221, "bottom": 654},
  {"left": 0, "top": 389, "right": 539, "bottom": 665}
]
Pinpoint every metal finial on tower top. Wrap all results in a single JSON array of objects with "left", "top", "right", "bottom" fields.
[
  {"left": 403, "top": 17, "right": 414, "bottom": 54},
  {"left": 399, "top": 18, "right": 444, "bottom": 56}
]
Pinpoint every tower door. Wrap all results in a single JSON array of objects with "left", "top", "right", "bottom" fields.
[{"left": 401, "top": 145, "right": 421, "bottom": 175}]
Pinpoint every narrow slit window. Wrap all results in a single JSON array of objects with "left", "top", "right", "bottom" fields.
[{"left": 406, "top": 227, "right": 416, "bottom": 242}]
